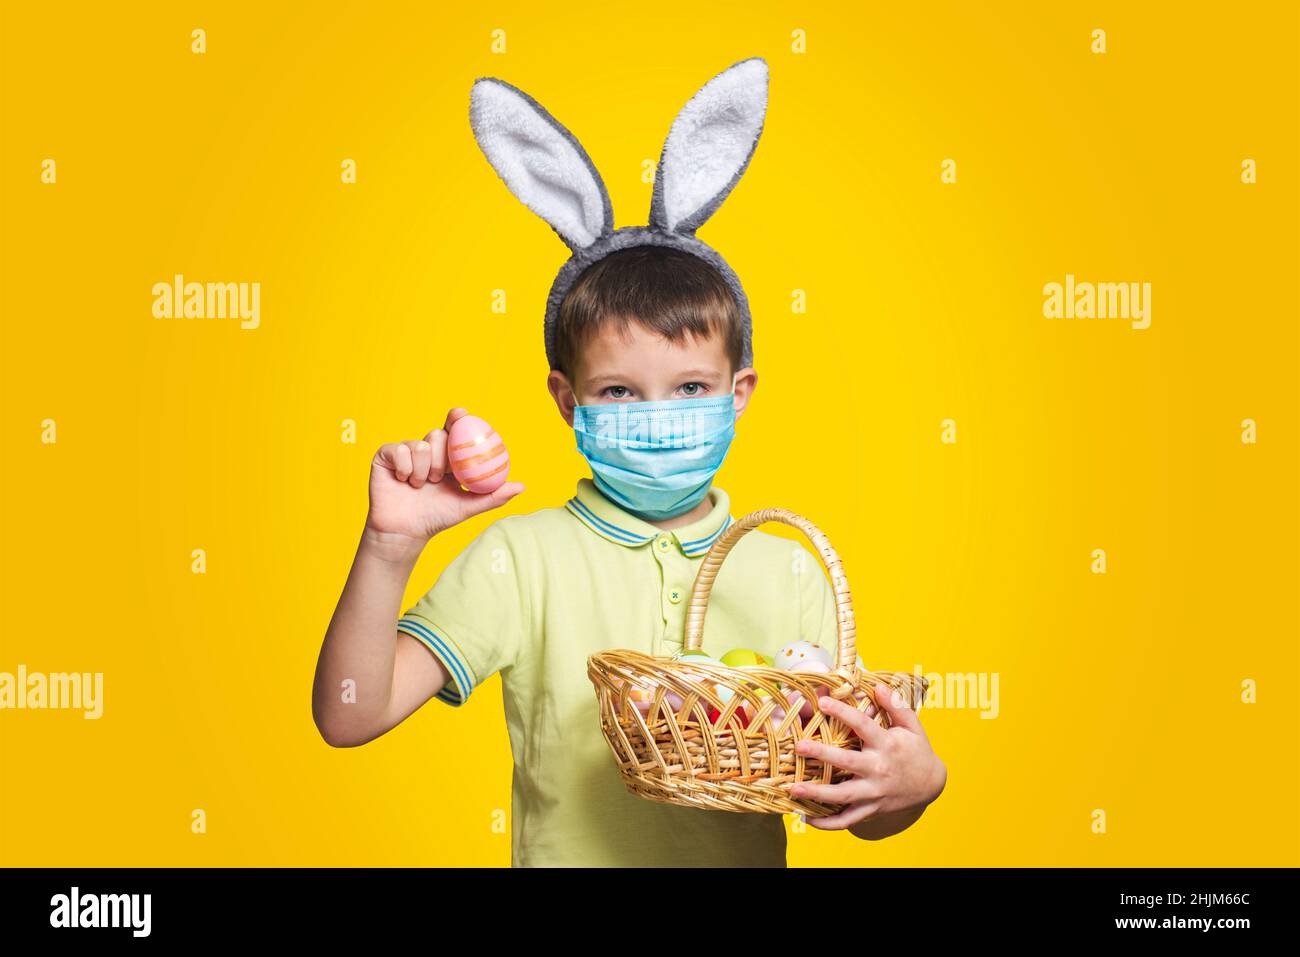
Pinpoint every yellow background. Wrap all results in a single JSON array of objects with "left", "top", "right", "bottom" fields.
[{"left": 1, "top": 2, "right": 1296, "bottom": 866}]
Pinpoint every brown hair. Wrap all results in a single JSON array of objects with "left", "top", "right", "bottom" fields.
[{"left": 554, "top": 245, "right": 745, "bottom": 380}]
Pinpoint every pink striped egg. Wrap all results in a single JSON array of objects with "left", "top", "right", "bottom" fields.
[{"left": 447, "top": 415, "right": 510, "bottom": 493}]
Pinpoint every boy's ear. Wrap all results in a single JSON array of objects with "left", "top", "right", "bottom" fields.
[
  {"left": 547, "top": 369, "right": 578, "bottom": 427},
  {"left": 470, "top": 77, "right": 615, "bottom": 252},
  {"left": 732, "top": 366, "right": 757, "bottom": 420},
  {"left": 649, "top": 57, "right": 769, "bottom": 237}
]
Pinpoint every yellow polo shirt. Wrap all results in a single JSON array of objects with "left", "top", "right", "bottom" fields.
[{"left": 397, "top": 477, "right": 839, "bottom": 867}]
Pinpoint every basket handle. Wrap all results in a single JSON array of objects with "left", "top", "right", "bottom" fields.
[{"left": 683, "top": 507, "right": 859, "bottom": 702}]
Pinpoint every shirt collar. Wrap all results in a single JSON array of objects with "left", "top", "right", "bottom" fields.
[{"left": 565, "top": 478, "right": 734, "bottom": 557}]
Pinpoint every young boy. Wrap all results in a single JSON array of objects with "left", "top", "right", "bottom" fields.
[{"left": 312, "top": 246, "right": 946, "bottom": 867}]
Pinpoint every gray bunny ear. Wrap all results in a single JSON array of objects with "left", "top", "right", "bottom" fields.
[
  {"left": 470, "top": 77, "right": 614, "bottom": 252},
  {"left": 649, "top": 57, "right": 769, "bottom": 237}
]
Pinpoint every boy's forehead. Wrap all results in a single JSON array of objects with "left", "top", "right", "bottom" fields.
[{"left": 575, "top": 323, "right": 730, "bottom": 382}]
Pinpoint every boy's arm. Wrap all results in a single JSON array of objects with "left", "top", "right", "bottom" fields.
[
  {"left": 847, "top": 741, "right": 947, "bottom": 840},
  {"left": 847, "top": 804, "right": 927, "bottom": 841},
  {"left": 793, "top": 551, "right": 946, "bottom": 839},
  {"left": 313, "top": 528, "right": 451, "bottom": 748},
  {"left": 312, "top": 410, "right": 525, "bottom": 748}
]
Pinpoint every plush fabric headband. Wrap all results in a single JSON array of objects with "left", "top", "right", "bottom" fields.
[{"left": 468, "top": 56, "right": 769, "bottom": 373}]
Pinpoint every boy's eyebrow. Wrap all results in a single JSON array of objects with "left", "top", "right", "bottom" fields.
[{"left": 587, "top": 369, "right": 722, "bottom": 385}]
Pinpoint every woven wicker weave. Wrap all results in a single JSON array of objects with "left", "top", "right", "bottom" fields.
[{"left": 588, "top": 507, "right": 929, "bottom": 816}]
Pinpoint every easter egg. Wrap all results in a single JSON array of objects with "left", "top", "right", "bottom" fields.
[
  {"left": 446, "top": 415, "right": 510, "bottom": 494},
  {"left": 740, "top": 686, "right": 789, "bottom": 725},
  {"left": 673, "top": 651, "right": 733, "bottom": 708},
  {"left": 613, "top": 679, "right": 652, "bottom": 713},
  {"left": 708, "top": 704, "right": 750, "bottom": 728},
  {"left": 727, "top": 665, "right": 774, "bottom": 713},
  {"left": 673, "top": 650, "right": 724, "bottom": 683},
  {"left": 785, "top": 659, "right": 833, "bottom": 720},
  {"left": 717, "top": 650, "right": 771, "bottom": 706},
  {"left": 720, "top": 648, "right": 766, "bottom": 668},
  {"left": 616, "top": 678, "right": 682, "bottom": 716},
  {"left": 774, "top": 641, "right": 834, "bottom": 671},
  {"left": 628, "top": 683, "right": 658, "bottom": 712}
]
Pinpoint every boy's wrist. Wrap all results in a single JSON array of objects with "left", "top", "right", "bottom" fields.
[{"left": 360, "top": 524, "right": 429, "bottom": 567}]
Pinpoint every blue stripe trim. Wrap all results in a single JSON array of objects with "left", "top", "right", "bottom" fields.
[
  {"left": 681, "top": 514, "right": 733, "bottom": 553},
  {"left": 397, "top": 618, "right": 470, "bottom": 704},
  {"left": 569, "top": 497, "right": 652, "bottom": 543},
  {"left": 681, "top": 515, "right": 732, "bottom": 554},
  {"left": 398, "top": 618, "right": 470, "bottom": 697},
  {"left": 566, "top": 497, "right": 653, "bottom": 545}
]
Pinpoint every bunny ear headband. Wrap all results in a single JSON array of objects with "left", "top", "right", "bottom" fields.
[{"left": 468, "top": 56, "right": 769, "bottom": 373}]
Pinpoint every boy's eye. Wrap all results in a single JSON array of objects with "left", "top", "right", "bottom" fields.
[{"left": 599, "top": 382, "right": 709, "bottom": 400}]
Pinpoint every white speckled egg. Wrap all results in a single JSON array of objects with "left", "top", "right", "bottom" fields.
[{"left": 774, "top": 641, "right": 834, "bottom": 671}]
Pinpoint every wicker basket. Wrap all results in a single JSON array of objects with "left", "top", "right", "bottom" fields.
[{"left": 587, "top": 507, "right": 930, "bottom": 817}]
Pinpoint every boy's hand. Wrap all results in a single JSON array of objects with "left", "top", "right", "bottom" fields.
[
  {"left": 365, "top": 407, "right": 525, "bottom": 548},
  {"left": 788, "top": 681, "right": 946, "bottom": 831}
]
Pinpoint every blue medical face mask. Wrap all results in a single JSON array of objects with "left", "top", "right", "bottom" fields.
[{"left": 572, "top": 375, "right": 738, "bottom": 522}]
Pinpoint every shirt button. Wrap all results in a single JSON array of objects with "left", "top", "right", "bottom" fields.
[
  {"left": 656, "top": 536, "right": 671, "bottom": 552},
  {"left": 668, "top": 588, "right": 683, "bottom": 604}
]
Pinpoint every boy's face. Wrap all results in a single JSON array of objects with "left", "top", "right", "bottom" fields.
[{"left": 548, "top": 320, "right": 757, "bottom": 427}]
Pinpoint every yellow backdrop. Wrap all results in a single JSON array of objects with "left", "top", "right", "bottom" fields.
[{"left": 1, "top": 1, "right": 1296, "bottom": 866}]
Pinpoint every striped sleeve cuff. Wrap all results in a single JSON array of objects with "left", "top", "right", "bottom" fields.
[{"left": 396, "top": 615, "right": 476, "bottom": 707}]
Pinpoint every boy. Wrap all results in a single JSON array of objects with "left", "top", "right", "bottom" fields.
[{"left": 312, "top": 246, "right": 946, "bottom": 866}]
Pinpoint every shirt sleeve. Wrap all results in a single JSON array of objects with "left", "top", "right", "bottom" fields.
[{"left": 396, "top": 517, "right": 529, "bottom": 707}]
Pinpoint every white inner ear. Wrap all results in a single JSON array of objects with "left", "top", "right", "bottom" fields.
[
  {"left": 661, "top": 59, "right": 768, "bottom": 231},
  {"left": 471, "top": 81, "right": 606, "bottom": 249}
]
